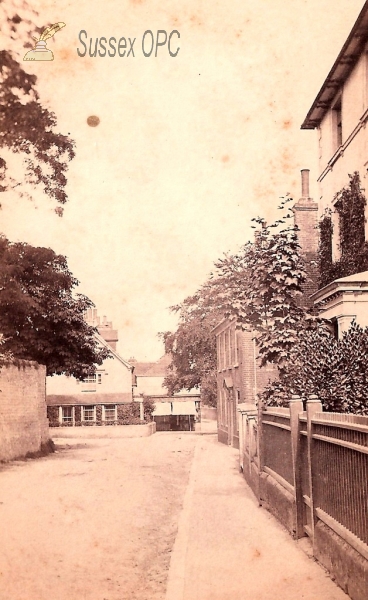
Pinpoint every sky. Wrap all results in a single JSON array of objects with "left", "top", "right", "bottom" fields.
[{"left": 2, "top": 0, "right": 366, "bottom": 360}]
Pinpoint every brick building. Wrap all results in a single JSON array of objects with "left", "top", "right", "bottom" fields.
[
  {"left": 213, "top": 319, "right": 277, "bottom": 448},
  {"left": 214, "top": 170, "right": 319, "bottom": 448}
]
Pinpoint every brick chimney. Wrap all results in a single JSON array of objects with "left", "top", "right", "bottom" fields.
[
  {"left": 85, "top": 309, "right": 118, "bottom": 350},
  {"left": 292, "top": 169, "right": 319, "bottom": 307},
  {"left": 98, "top": 315, "right": 118, "bottom": 351}
]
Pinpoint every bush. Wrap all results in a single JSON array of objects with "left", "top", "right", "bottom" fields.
[
  {"left": 263, "top": 321, "right": 368, "bottom": 415},
  {"left": 143, "top": 397, "right": 156, "bottom": 421}
]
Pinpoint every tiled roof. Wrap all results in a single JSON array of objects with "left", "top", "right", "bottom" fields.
[
  {"left": 132, "top": 362, "right": 157, "bottom": 376},
  {"left": 47, "top": 393, "right": 133, "bottom": 406},
  {"left": 142, "top": 354, "right": 172, "bottom": 377}
]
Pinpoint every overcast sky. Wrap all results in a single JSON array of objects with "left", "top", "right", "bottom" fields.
[{"left": 2, "top": 0, "right": 365, "bottom": 360}]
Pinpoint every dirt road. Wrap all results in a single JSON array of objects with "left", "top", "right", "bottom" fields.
[
  {"left": 0, "top": 432, "right": 194, "bottom": 600},
  {"left": 0, "top": 427, "right": 348, "bottom": 600}
]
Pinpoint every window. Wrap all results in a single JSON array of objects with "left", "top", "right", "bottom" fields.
[
  {"left": 61, "top": 406, "right": 74, "bottom": 424},
  {"left": 104, "top": 405, "right": 117, "bottom": 422},
  {"left": 84, "top": 374, "right": 96, "bottom": 384},
  {"left": 332, "top": 96, "right": 342, "bottom": 151},
  {"left": 82, "top": 405, "right": 96, "bottom": 421},
  {"left": 81, "top": 372, "right": 102, "bottom": 392},
  {"left": 230, "top": 328, "right": 236, "bottom": 365}
]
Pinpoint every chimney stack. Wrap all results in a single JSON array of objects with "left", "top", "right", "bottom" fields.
[
  {"left": 301, "top": 169, "right": 310, "bottom": 198},
  {"left": 292, "top": 169, "right": 319, "bottom": 307}
]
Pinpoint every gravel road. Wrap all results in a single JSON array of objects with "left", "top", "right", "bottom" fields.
[{"left": 0, "top": 432, "right": 195, "bottom": 600}]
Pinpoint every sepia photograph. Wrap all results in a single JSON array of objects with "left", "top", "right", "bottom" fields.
[{"left": 0, "top": 1, "right": 367, "bottom": 598}]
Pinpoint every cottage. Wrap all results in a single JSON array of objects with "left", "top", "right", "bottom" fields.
[{"left": 46, "top": 312, "right": 135, "bottom": 427}]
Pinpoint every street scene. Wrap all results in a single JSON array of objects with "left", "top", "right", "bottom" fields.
[{"left": 0, "top": 426, "right": 347, "bottom": 600}]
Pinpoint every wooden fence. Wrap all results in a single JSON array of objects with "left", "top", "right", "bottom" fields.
[{"left": 238, "top": 397, "right": 368, "bottom": 600}]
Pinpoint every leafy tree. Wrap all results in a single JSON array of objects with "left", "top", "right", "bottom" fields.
[
  {"left": 213, "top": 200, "right": 309, "bottom": 368},
  {"left": 263, "top": 321, "right": 368, "bottom": 415},
  {"left": 0, "top": 236, "right": 110, "bottom": 377},
  {"left": 161, "top": 286, "right": 223, "bottom": 406},
  {"left": 0, "top": 2, "right": 75, "bottom": 213},
  {"left": 161, "top": 200, "right": 312, "bottom": 405}
]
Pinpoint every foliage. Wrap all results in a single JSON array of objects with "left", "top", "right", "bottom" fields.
[
  {"left": 0, "top": 236, "right": 110, "bottom": 377},
  {"left": 213, "top": 201, "right": 308, "bottom": 368},
  {"left": 263, "top": 320, "right": 368, "bottom": 415},
  {"left": 318, "top": 172, "right": 368, "bottom": 287},
  {"left": 161, "top": 200, "right": 311, "bottom": 405},
  {"left": 143, "top": 397, "right": 156, "bottom": 421},
  {"left": 161, "top": 286, "right": 222, "bottom": 406},
  {"left": 117, "top": 402, "right": 141, "bottom": 425},
  {"left": 0, "top": 2, "right": 75, "bottom": 213},
  {"left": 318, "top": 212, "right": 334, "bottom": 288}
]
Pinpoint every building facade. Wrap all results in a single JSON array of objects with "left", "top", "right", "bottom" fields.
[
  {"left": 302, "top": 2, "right": 368, "bottom": 260},
  {"left": 131, "top": 354, "right": 201, "bottom": 431},
  {"left": 46, "top": 313, "right": 135, "bottom": 427},
  {"left": 213, "top": 319, "right": 276, "bottom": 448}
]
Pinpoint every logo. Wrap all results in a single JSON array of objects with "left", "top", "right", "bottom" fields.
[{"left": 23, "top": 22, "right": 66, "bottom": 61}]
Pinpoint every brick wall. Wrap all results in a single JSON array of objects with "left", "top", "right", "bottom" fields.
[
  {"left": 0, "top": 361, "right": 50, "bottom": 461},
  {"left": 293, "top": 194, "right": 319, "bottom": 307}
]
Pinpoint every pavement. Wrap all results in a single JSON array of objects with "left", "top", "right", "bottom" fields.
[{"left": 166, "top": 420, "right": 348, "bottom": 600}]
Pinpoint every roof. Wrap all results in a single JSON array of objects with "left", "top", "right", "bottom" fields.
[
  {"left": 152, "top": 400, "right": 197, "bottom": 416},
  {"left": 334, "top": 270, "right": 368, "bottom": 283},
  {"left": 95, "top": 333, "right": 132, "bottom": 371},
  {"left": 131, "top": 362, "right": 157, "bottom": 376},
  {"left": 310, "top": 270, "right": 368, "bottom": 305},
  {"left": 302, "top": 1, "right": 368, "bottom": 129},
  {"left": 47, "top": 393, "right": 133, "bottom": 406},
  {"left": 133, "top": 354, "right": 172, "bottom": 377}
]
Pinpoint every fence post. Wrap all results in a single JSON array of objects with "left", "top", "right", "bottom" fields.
[
  {"left": 139, "top": 400, "right": 144, "bottom": 421},
  {"left": 289, "top": 395, "right": 304, "bottom": 539},
  {"left": 257, "top": 397, "right": 265, "bottom": 473},
  {"left": 238, "top": 408, "right": 244, "bottom": 472},
  {"left": 306, "top": 394, "right": 322, "bottom": 541}
]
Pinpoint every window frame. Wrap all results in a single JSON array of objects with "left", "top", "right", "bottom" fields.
[
  {"left": 60, "top": 406, "right": 74, "bottom": 425},
  {"left": 103, "top": 404, "right": 117, "bottom": 422},
  {"left": 82, "top": 405, "right": 96, "bottom": 422}
]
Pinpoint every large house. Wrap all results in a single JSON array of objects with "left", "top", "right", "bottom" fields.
[
  {"left": 302, "top": 1, "right": 368, "bottom": 334},
  {"left": 46, "top": 311, "right": 134, "bottom": 427},
  {"left": 213, "top": 320, "right": 277, "bottom": 448},
  {"left": 301, "top": 1, "right": 368, "bottom": 260}
]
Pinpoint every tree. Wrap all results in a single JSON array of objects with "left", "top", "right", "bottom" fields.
[
  {"left": 213, "top": 207, "right": 308, "bottom": 367},
  {"left": 161, "top": 285, "right": 223, "bottom": 406},
  {"left": 161, "top": 200, "right": 312, "bottom": 404},
  {"left": 0, "top": 236, "right": 110, "bottom": 377},
  {"left": 0, "top": 2, "right": 75, "bottom": 213}
]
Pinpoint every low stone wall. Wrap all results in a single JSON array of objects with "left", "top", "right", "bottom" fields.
[
  {"left": 201, "top": 406, "right": 217, "bottom": 420},
  {"left": 259, "top": 472, "right": 297, "bottom": 537},
  {"left": 314, "top": 521, "right": 368, "bottom": 600},
  {"left": 0, "top": 362, "right": 50, "bottom": 462},
  {"left": 241, "top": 456, "right": 260, "bottom": 501},
  {"left": 50, "top": 421, "right": 156, "bottom": 439}
]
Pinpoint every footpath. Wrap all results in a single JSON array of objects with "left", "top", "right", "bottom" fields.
[{"left": 165, "top": 421, "right": 348, "bottom": 600}]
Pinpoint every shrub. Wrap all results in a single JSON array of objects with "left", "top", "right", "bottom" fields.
[{"left": 263, "top": 320, "right": 368, "bottom": 415}]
